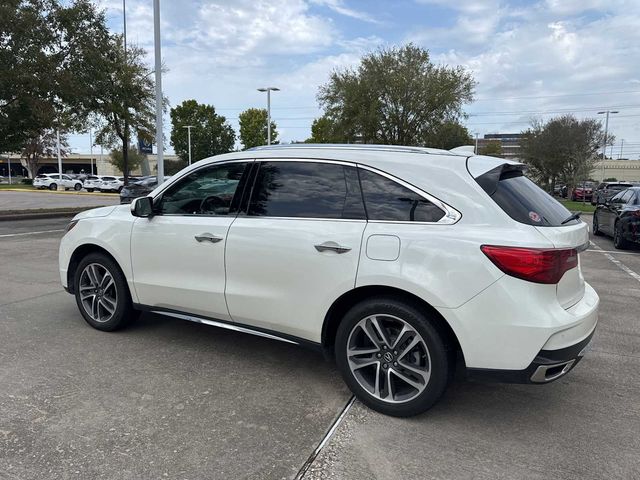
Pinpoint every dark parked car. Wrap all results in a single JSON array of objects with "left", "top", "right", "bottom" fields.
[
  {"left": 591, "top": 182, "right": 634, "bottom": 205},
  {"left": 120, "top": 176, "right": 170, "bottom": 204},
  {"left": 593, "top": 187, "right": 640, "bottom": 249}
]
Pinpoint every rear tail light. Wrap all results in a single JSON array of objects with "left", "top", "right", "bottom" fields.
[{"left": 481, "top": 245, "right": 578, "bottom": 284}]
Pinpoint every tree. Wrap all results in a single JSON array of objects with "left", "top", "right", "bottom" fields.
[
  {"left": 424, "top": 121, "right": 473, "bottom": 150},
  {"left": 239, "top": 108, "right": 277, "bottom": 149},
  {"left": 0, "top": 0, "right": 113, "bottom": 156},
  {"left": 520, "top": 115, "right": 607, "bottom": 192},
  {"left": 20, "top": 130, "right": 69, "bottom": 177},
  {"left": 109, "top": 146, "right": 145, "bottom": 174},
  {"left": 170, "top": 100, "right": 235, "bottom": 167},
  {"left": 317, "top": 43, "right": 475, "bottom": 145},
  {"left": 305, "top": 115, "right": 339, "bottom": 143},
  {"left": 479, "top": 140, "right": 503, "bottom": 157},
  {"left": 91, "top": 36, "right": 159, "bottom": 184}
]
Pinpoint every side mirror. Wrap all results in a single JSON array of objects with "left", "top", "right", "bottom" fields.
[{"left": 131, "top": 196, "right": 154, "bottom": 217}]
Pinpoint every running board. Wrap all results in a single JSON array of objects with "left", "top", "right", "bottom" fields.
[{"left": 150, "top": 310, "right": 300, "bottom": 345}]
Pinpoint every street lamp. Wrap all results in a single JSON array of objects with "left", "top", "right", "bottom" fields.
[
  {"left": 183, "top": 125, "right": 195, "bottom": 165},
  {"left": 597, "top": 110, "right": 619, "bottom": 181},
  {"left": 153, "top": 0, "right": 164, "bottom": 182},
  {"left": 257, "top": 87, "right": 280, "bottom": 145}
]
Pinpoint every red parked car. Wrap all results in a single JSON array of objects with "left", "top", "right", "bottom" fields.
[{"left": 571, "top": 182, "right": 595, "bottom": 201}]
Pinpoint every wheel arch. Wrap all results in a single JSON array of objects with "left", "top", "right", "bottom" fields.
[
  {"left": 322, "top": 285, "right": 464, "bottom": 363},
  {"left": 66, "top": 243, "right": 127, "bottom": 295}
]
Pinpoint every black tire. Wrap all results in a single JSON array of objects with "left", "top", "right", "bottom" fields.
[
  {"left": 49, "top": 183, "right": 57, "bottom": 190},
  {"left": 73, "top": 252, "right": 139, "bottom": 331},
  {"left": 335, "top": 297, "right": 452, "bottom": 417},
  {"left": 593, "top": 212, "right": 603, "bottom": 236},
  {"left": 613, "top": 221, "right": 630, "bottom": 250},
  {"left": 74, "top": 183, "right": 82, "bottom": 191},
  {"left": 87, "top": 188, "right": 94, "bottom": 192}
]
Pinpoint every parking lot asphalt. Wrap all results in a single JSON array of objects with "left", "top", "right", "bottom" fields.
[
  {"left": 0, "top": 191, "right": 119, "bottom": 212},
  {"left": 1, "top": 215, "right": 640, "bottom": 479}
]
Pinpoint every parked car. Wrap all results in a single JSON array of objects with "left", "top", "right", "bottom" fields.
[
  {"left": 571, "top": 182, "right": 595, "bottom": 201},
  {"left": 99, "top": 176, "right": 125, "bottom": 193},
  {"left": 33, "top": 173, "right": 83, "bottom": 191},
  {"left": 83, "top": 175, "right": 105, "bottom": 192},
  {"left": 59, "top": 144, "right": 598, "bottom": 417},
  {"left": 120, "top": 176, "right": 171, "bottom": 204},
  {"left": 591, "top": 182, "right": 634, "bottom": 206},
  {"left": 593, "top": 187, "right": 640, "bottom": 249}
]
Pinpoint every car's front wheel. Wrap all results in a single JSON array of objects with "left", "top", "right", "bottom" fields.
[
  {"left": 74, "top": 253, "right": 138, "bottom": 331},
  {"left": 335, "top": 298, "right": 452, "bottom": 417},
  {"left": 49, "top": 183, "right": 57, "bottom": 190},
  {"left": 74, "top": 183, "right": 82, "bottom": 191},
  {"left": 613, "top": 222, "right": 630, "bottom": 250},
  {"left": 593, "top": 212, "right": 603, "bottom": 236}
]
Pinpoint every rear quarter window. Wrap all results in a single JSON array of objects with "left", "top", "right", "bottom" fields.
[{"left": 476, "top": 166, "right": 576, "bottom": 227}]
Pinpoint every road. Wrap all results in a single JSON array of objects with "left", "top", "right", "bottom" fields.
[{"left": 1, "top": 215, "right": 639, "bottom": 479}]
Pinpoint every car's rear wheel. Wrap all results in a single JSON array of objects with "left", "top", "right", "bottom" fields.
[
  {"left": 593, "top": 212, "right": 603, "bottom": 236},
  {"left": 74, "top": 183, "right": 82, "bottom": 191},
  {"left": 87, "top": 188, "right": 94, "bottom": 192},
  {"left": 614, "top": 222, "right": 630, "bottom": 250},
  {"left": 335, "top": 298, "right": 451, "bottom": 417},
  {"left": 49, "top": 183, "right": 57, "bottom": 190},
  {"left": 74, "top": 253, "right": 138, "bottom": 331}
]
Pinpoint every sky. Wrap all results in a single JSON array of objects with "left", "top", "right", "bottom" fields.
[{"left": 69, "top": 0, "right": 640, "bottom": 159}]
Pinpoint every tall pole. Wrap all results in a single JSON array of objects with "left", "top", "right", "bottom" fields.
[
  {"left": 89, "top": 128, "right": 94, "bottom": 175},
  {"left": 257, "top": 87, "right": 279, "bottom": 146},
  {"left": 619, "top": 139, "right": 624, "bottom": 159},
  {"left": 598, "top": 110, "right": 619, "bottom": 181},
  {"left": 153, "top": 0, "right": 164, "bottom": 182},
  {"left": 56, "top": 129, "right": 63, "bottom": 188},
  {"left": 7, "top": 155, "right": 11, "bottom": 185},
  {"left": 122, "top": 0, "right": 129, "bottom": 186},
  {"left": 183, "top": 125, "right": 194, "bottom": 165},
  {"left": 474, "top": 132, "right": 479, "bottom": 155}
]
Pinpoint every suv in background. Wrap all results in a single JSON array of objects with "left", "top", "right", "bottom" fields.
[
  {"left": 83, "top": 175, "right": 104, "bottom": 192},
  {"left": 592, "top": 182, "right": 634, "bottom": 205},
  {"left": 99, "top": 176, "right": 125, "bottom": 193},
  {"left": 59, "top": 144, "right": 598, "bottom": 417},
  {"left": 33, "top": 173, "right": 83, "bottom": 191}
]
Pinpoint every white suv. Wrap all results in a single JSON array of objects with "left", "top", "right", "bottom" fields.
[
  {"left": 58, "top": 145, "right": 598, "bottom": 417},
  {"left": 99, "top": 176, "right": 125, "bottom": 192},
  {"left": 33, "top": 173, "right": 83, "bottom": 191}
]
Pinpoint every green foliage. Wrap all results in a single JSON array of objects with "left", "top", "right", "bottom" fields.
[
  {"left": 603, "top": 177, "right": 618, "bottom": 182},
  {"left": 109, "top": 146, "right": 145, "bottom": 174},
  {"left": 170, "top": 100, "right": 235, "bottom": 163},
  {"left": 21, "top": 129, "right": 69, "bottom": 178},
  {"left": 479, "top": 140, "right": 503, "bottom": 157},
  {"left": 162, "top": 159, "right": 188, "bottom": 176},
  {"left": 520, "top": 115, "right": 607, "bottom": 190},
  {"left": 317, "top": 43, "right": 475, "bottom": 145},
  {"left": 239, "top": 108, "right": 278, "bottom": 149},
  {"left": 21, "top": 178, "right": 33, "bottom": 185},
  {"left": 305, "top": 115, "right": 339, "bottom": 143},
  {"left": 424, "top": 121, "right": 473, "bottom": 150},
  {"left": 0, "top": 0, "right": 112, "bottom": 153}
]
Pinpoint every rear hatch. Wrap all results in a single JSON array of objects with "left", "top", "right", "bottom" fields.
[{"left": 470, "top": 156, "right": 588, "bottom": 309}]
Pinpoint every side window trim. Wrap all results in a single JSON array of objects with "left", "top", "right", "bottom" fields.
[
  {"left": 153, "top": 161, "right": 251, "bottom": 217},
  {"left": 356, "top": 164, "right": 461, "bottom": 225}
]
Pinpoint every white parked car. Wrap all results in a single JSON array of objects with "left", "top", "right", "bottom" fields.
[
  {"left": 33, "top": 173, "right": 83, "bottom": 191},
  {"left": 82, "top": 175, "right": 104, "bottom": 192},
  {"left": 99, "top": 176, "right": 124, "bottom": 193},
  {"left": 58, "top": 144, "right": 599, "bottom": 417}
]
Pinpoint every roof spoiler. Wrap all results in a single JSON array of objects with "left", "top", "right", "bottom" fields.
[
  {"left": 450, "top": 145, "right": 476, "bottom": 155},
  {"left": 475, "top": 163, "right": 526, "bottom": 196}
]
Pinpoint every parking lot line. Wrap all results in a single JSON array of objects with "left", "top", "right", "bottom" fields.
[
  {"left": 0, "top": 229, "right": 64, "bottom": 238},
  {"left": 589, "top": 241, "right": 640, "bottom": 284},
  {"left": 585, "top": 248, "right": 638, "bottom": 255}
]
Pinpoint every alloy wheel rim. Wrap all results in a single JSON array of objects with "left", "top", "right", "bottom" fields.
[
  {"left": 346, "top": 314, "right": 431, "bottom": 404},
  {"left": 79, "top": 263, "right": 118, "bottom": 323}
]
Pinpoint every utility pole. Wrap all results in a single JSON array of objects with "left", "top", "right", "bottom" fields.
[
  {"left": 153, "top": 0, "right": 164, "bottom": 182},
  {"left": 474, "top": 132, "right": 479, "bottom": 155},
  {"left": 56, "top": 129, "right": 63, "bottom": 189},
  {"left": 89, "top": 129, "right": 94, "bottom": 175},
  {"left": 122, "top": 0, "right": 130, "bottom": 186},
  {"left": 7, "top": 154, "right": 11, "bottom": 185},
  {"left": 597, "top": 110, "right": 619, "bottom": 181},
  {"left": 619, "top": 139, "right": 624, "bottom": 159},
  {"left": 257, "top": 87, "right": 280, "bottom": 145},
  {"left": 183, "top": 125, "right": 194, "bottom": 165}
]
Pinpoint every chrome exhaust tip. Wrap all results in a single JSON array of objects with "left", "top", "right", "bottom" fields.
[{"left": 530, "top": 359, "right": 576, "bottom": 383}]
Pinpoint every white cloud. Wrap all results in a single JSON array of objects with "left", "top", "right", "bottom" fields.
[{"left": 310, "top": 0, "right": 381, "bottom": 24}]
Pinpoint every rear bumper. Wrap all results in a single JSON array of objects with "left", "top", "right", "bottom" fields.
[{"left": 466, "top": 328, "right": 594, "bottom": 384}]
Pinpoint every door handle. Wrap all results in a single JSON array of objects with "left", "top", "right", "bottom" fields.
[
  {"left": 314, "top": 242, "right": 351, "bottom": 254},
  {"left": 195, "top": 233, "right": 223, "bottom": 243}
]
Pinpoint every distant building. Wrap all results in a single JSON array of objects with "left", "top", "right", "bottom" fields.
[
  {"left": 591, "top": 159, "right": 640, "bottom": 182},
  {"left": 477, "top": 133, "right": 523, "bottom": 161}
]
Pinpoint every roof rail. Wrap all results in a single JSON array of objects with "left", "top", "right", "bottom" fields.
[{"left": 248, "top": 143, "right": 462, "bottom": 155}]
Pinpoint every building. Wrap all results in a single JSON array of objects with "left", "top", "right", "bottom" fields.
[
  {"left": 0, "top": 153, "right": 179, "bottom": 177},
  {"left": 591, "top": 159, "right": 640, "bottom": 182},
  {"left": 476, "top": 133, "right": 523, "bottom": 161}
]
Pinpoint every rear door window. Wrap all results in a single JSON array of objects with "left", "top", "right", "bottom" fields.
[
  {"left": 476, "top": 166, "right": 576, "bottom": 226},
  {"left": 621, "top": 190, "right": 634, "bottom": 204},
  {"left": 248, "top": 161, "right": 365, "bottom": 220},
  {"left": 358, "top": 168, "right": 445, "bottom": 222}
]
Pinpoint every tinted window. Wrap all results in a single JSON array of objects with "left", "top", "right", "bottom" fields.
[
  {"left": 248, "top": 162, "right": 365, "bottom": 219},
  {"left": 611, "top": 191, "right": 626, "bottom": 203},
  {"left": 621, "top": 190, "right": 634, "bottom": 204},
  {"left": 158, "top": 162, "right": 247, "bottom": 215},
  {"left": 358, "top": 169, "right": 444, "bottom": 222},
  {"left": 477, "top": 167, "right": 575, "bottom": 226}
]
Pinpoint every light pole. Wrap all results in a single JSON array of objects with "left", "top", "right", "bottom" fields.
[
  {"left": 597, "top": 110, "right": 619, "bottom": 180},
  {"left": 183, "top": 125, "right": 194, "bottom": 165},
  {"left": 257, "top": 87, "right": 280, "bottom": 145},
  {"left": 474, "top": 132, "right": 479, "bottom": 155},
  {"left": 56, "top": 129, "right": 63, "bottom": 188},
  {"left": 153, "top": 0, "right": 164, "bottom": 182},
  {"left": 619, "top": 139, "right": 624, "bottom": 159},
  {"left": 89, "top": 128, "right": 94, "bottom": 175}
]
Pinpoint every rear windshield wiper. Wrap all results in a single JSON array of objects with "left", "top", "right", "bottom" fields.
[{"left": 561, "top": 212, "right": 581, "bottom": 225}]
